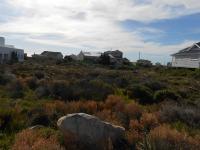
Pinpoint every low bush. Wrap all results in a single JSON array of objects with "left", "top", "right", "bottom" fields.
[
  {"left": 50, "top": 81, "right": 73, "bottom": 100},
  {"left": 149, "top": 125, "right": 199, "bottom": 150},
  {"left": 144, "top": 80, "right": 166, "bottom": 92},
  {"left": 128, "top": 85, "right": 154, "bottom": 104},
  {"left": 12, "top": 128, "right": 64, "bottom": 150},
  {"left": 25, "top": 77, "right": 38, "bottom": 90},
  {"left": 34, "top": 72, "right": 45, "bottom": 79},
  {"left": 35, "top": 86, "right": 50, "bottom": 98},
  {"left": 7, "top": 80, "right": 24, "bottom": 99},
  {"left": 124, "top": 102, "right": 143, "bottom": 120},
  {"left": 159, "top": 103, "right": 200, "bottom": 128},
  {"left": 0, "top": 72, "right": 15, "bottom": 85},
  {"left": 81, "top": 80, "right": 114, "bottom": 101},
  {"left": 154, "top": 89, "right": 180, "bottom": 102},
  {"left": 140, "top": 113, "right": 159, "bottom": 132}
]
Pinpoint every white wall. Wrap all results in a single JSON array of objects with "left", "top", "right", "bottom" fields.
[
  {"left": 0, "top": 47, "right": 24, "bottom": 63},
  {"left": 0, "top": 37, "right": 5, "bottom": 46},
  {"left": 172, "top": 56, "right": 200, "bottom": 68}
]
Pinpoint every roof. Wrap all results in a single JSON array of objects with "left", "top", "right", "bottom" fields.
[
  {"left": 0, "top": 46, "right": 24, "bottom": 52},
  {"left": 172, "top": 42, "right": 200, "bottom": 56},
  {"left": 41, "top": 51, "right": 63, "bottom": 56},
  {"left": 81, "top": 51, "right": 102, "bottom": 57}
]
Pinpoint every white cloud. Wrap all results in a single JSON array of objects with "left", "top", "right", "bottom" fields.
[{"left": 0, "top": 0, "right": 199, "bottom": 57}]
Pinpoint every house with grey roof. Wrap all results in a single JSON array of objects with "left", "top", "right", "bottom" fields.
[
  {"left": 32, "top": 51, "right": 63, "bottom": 60},
  {"left": 171, "top": 42, "right": 200, "bottom": 69}
]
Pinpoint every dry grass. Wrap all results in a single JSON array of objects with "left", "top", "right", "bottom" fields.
[
  {"left": 149, "top": 125, "right": 200, "bottom": 150},
  {"left": 12, "top": 129, "right": 64, "bottom": 150}
]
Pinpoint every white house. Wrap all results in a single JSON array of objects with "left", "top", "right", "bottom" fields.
[
  {"left": 0, "top": 37, "right": 24, "bottom": 64},
  {"left": 171, "top": 42, "right": 200, "bottom": 69}
]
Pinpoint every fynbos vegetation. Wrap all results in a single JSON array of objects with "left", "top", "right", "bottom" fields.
[{"left": 0, "top": 59, "right": 200, "bottom": 150}]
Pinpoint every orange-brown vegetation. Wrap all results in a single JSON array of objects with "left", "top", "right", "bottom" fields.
[
  {"left": 149, "top": 125, "right": 200, "bottom": 150},
  {"left": 12, "top": 129, "right": 64, "bottom": 150}
]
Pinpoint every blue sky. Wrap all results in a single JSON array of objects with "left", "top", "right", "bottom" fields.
[{"left": 0, "top": 0, "right": 200, "bottom": 64}]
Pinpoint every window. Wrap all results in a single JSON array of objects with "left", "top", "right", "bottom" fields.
[
  {"left": 0, "top": 54, "right": 2, "bottom": 62},
  {"left": 4, "top": 54, "right": 9, "bottom": 61}
]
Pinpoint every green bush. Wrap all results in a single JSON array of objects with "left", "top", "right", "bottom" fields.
[
  {"left": 49, "top": 81, "right": 75, "bottom": 101},
  {"left": 26, "top": 77, "right": 38, "bottom": 90},
  {"left": 7, "top": 80, "right": 24, "bottom": 99},
  {"left": 128, "top": 85, "right": 154, "bottom": 104},
  {"left": 160, "top": 103, "right": 200, "bottom": 128},
  {"left": 82, "top": 79, "right": 114, "bottom": 100},
  {"left": 34, "top": 72, "right": 45, "bottom": 79},
  {"left": 144, "top": 81, "right": 166, "bottom": 92},
  {"left": 154, "top": 90, "right": 179, "bottom": 102}
]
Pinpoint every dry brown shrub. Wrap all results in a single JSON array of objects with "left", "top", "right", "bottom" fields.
[
  {"left": 44, "top": 100, "right": 67, "bottom": 116},
  {"left": 66, "top": 101, "right": 97, "bottom": 114},
  {"left": 149, "top": 125, "right": 200, "bottom": 150},
  {"left": 140, "top": 113, "right": 159, "bottom": 132},
  {"left": 126, "top": 130, "right": 143, "bottom": 146},
  {"left": 82, "top": 101, "right": 98, "bottom": 114},
  {"left": 129, "top": 120, "right": 143, "bottom": 132},
  {"left": 124, "top": 102, "right": 143, "bottom": 120},
  {"left": 95, "top": 109, "right": 122, "bottom": 126},
  {"left": 12, "top": 129, "right": 64, "bottom": 150},
  {"left": 105, "top": 95, "right": 125, "bottom": 112}
]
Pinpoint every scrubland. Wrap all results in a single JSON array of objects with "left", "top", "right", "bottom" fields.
[{"left": 0, "top": 59, "right": 200, "bottom": 149}]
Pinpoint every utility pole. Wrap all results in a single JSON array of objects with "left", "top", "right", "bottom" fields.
[{"left": 139, "top": 51, "right": 141, "bottom": 60}]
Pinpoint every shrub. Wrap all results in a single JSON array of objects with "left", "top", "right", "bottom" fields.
[
  {"left": 35, "top": 86, "right": 50, "bottom": 98},
  {"left": 81, "top": 80, "right": 114, "bottom": 101},
  {"left": 136, "top": 59, "right": 152, "bottom": 67},
  {"left": 12, "top": 128, "right": 64, "bottom": 150},
  {"left": 28, "top": 108, "right": 51, "bottom": 126},
  {"left": 149, "top": 125, "right": 199, "bottom": 150},
  {"left": 105, "top": 95, "right": 125, "bottom": 112},
  {"left": 128, "top": 85, "right": 154, "bottom": 104},
  {"left": 129, "top": 120, "right": 143, "bottom": 132},
  {"left": 159, "top": 103, "right": 200, "bottom": 128},
  {"left": 30, "top": 113, "right": 51, "bottom": 126},
  {"left": 0, "top": 72, "right": 15, "bottom": 85},
  {"left": 0, "top": 73, "right": 9, "bottom": 85},
  {"left": 44, "top": 101, "right": 67, "bottom": 117},
  {"left": 124, "top": 102, "right": 143, "bottom": 120},
  {"left": 7, "top": 80, "right": 24, "bottom": 99},
  {"left": 0, "top": 108, "right": 25, "bottom": 133},
  {"left": 154, "top": 90, "right": 180, "bottom": 102},
  {"left": 126, "top": 130, "right": 142, "bottom": 149},
  {"left": 49, "top": 81, "right": 77, "bottom": 101},
  {"left": 26, "top": 77, "right": 38, "bottom": 90},
  {"left": 140, "top": 113, "right": 159, "bottom": 132},
  {"left": 34, "top": 72, "right": 45, "bottom": 79},
  {"left": 144, "top": 80, "right": 166, "bottom": 92},
  {"left": 95, "top": 110, "right": 122, "bottom": 126}
]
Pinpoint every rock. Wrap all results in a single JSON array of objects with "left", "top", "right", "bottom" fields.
[{"left": 57, "top": 113, "right": 125, "bottom": 149}]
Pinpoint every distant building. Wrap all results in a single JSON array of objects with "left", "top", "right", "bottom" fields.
[
  {"left": 0, "top": 37, "right": 24, "bottom": 64},
  {"left": 171, "top": 42, "right": 200, "bottom": 68},
  {"left": 68, "top": 50, "right": 129, "bottom": 66},
  {"left": 32, "top": 51, "right": 63, "bottom": 60},
  {"left": 76, "top": 51, "right": 102, "bottom": 61},
  {"left": 104, "top": 50, "right": 123, "bottom": 59},
  {"left": 136, "top": 59, "right": 153, "bottom": 67}
]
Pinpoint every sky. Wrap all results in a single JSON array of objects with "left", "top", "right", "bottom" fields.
[{"left": 0, "top": 0, "right": 200, "bottom": 64}]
